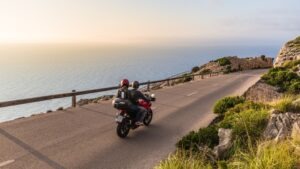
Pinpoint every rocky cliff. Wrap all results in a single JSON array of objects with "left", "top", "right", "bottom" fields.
[
  {"left": 274, "top": 36, "right": 300, "bottom": 67},
  {"left": 198, "top": 56, "right": 273, "bottom": 74}
]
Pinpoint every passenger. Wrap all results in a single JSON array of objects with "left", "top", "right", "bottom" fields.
[{"left": 129, "top": 81, "right": 149, "bottom": 125}]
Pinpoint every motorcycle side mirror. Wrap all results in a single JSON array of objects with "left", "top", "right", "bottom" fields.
[{"left": 150, "top": 94, "right": 156, "bottom": 101}]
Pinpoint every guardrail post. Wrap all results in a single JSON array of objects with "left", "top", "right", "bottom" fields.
[
  {"left": 210, "top": 73, "right": 212, "bottom": 77},
  {"left": 147, "top": 81, "right": 150, "bottom": 91},
  {"left": 167, "top": 79, "right": 170, "bottom": 86},
  {"left": 72, "top": 90, "right": 76, "bottom": 107},
  {"left": 201, "top": 74, "right": 204, "bottom": 79}
]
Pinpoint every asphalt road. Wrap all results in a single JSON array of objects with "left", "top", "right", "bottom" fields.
[{"left": 0, "top": 69, "right": 267, "bottom": 169}]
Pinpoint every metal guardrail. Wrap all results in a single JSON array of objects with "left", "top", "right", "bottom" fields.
[{"left": 0, "top": 71, "right": 221, "bottom": 108}]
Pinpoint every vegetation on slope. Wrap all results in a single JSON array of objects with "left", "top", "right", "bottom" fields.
[
  {"left": 156, "top": 96, "right": 300, "bottom": 169},
  {"left": 261, "top": 66, "right": 300, "bottom": 93}
]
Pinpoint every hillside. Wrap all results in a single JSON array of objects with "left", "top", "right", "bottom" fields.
[
  {"left": 197, "top": 56, "right": 273, "bottom": 74},
  {"left": 155, "top": 36, "right": 300, "bottom": 169}
]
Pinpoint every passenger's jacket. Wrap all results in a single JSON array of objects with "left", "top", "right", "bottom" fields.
[{"left": 129, "top": 89, "right": 150, "bottom": 105}]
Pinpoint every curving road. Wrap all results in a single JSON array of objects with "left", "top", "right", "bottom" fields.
[{"left": 0, "top": 69, "right": 267, "bottom": 169}]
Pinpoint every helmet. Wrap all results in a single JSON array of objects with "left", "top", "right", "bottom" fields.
[
  {"left": 132, "top": 81, "right": 140, "bottom": 89},
  {"left": 120, "top": 79, "right": 129, "bottom": 87}
]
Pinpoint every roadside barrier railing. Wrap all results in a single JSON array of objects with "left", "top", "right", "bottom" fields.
[{"left": 0, "top": 71, "right": 221, "bottom": 108}]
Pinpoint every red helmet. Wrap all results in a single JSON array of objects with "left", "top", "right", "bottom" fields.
[{"left": 120, "top": 79, "right": 129, "bottom": 87}]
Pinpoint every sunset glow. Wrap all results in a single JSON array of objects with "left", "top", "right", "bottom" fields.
[{"left": 0, "top": 0, "right": 299, "bottom": 44}]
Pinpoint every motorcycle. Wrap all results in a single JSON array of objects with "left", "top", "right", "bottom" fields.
[{"left": 112, "top": 93, "right": 156, "bottom": 138}]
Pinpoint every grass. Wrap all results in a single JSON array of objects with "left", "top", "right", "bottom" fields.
[
  {"left": 157, "top": 141, "right": 299, "bottom": 169},
  {"left": 271, "top": 95, "right": 300, "bottom": 113},
  {"left": 155, "top": 151, "right": 213, "bottom": 169},
  {"left": 283, "top": 60, "right": 300, "bottom": 69},
  {"left": 228, "top": 140, "right": 299, "bottom": 169}
]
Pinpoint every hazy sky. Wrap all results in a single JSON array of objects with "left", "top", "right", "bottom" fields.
[{"left": 0, "top": 0, "right": 299, "bottom": 45}]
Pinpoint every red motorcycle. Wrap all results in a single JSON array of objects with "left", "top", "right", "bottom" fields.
[{"left": 112, "top": 93, "right": 156, "bottom": 138}]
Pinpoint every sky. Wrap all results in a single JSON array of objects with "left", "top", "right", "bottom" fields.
[{"left": 0, "top": 0, "right": 299, "bottom": 45}]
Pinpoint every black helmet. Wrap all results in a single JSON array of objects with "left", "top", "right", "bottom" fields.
[{"left": 132, "top": 81, "right": 140, "bottom": 89}]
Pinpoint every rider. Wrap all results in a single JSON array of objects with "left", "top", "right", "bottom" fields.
[
  {"left": 129, "top": 81, "right": 150, "bottom": 125},
  {"left": 116, "top": 79, "right": 130, "bottom": 100},
  {"left": 115, "top": 79, "right": 141, "bottom": 125}
]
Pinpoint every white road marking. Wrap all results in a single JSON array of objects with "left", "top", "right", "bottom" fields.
[
  {"left": 0, "top": 160, "right": 15, "bottom": 167},
  {"left": 186, "top": 91, "right": 198, "bottom": 96}
]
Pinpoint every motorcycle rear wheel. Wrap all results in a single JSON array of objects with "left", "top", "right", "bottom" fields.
[{"left": 116, "top": 121, "right": 130, "bottom": 138}]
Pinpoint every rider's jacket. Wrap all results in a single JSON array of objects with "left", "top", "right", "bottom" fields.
[{"left": 116, "top": 86, "right": 131, "bottom": 100}]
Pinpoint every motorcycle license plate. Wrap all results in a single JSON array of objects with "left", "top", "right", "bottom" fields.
[{"left": 115, "top": 115, "right": 124, "bottom": 122}]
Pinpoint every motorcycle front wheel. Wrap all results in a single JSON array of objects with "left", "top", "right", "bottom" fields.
[
  {"left": 143, "top": 109, "right": 153, "bottom": 126},
  {"left": 116, "top": 120, "right": 130, "bottom": 138}
]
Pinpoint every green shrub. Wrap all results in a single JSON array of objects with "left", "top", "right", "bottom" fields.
[
  {"left": 213, "top": 96, "right": 245, "bottom": 115},
  {"left": 261, "top": 67, "right": 300, "bottom": 93},
  {"left": 260, "top": 55, "right": 266, "bottom": 61},
  {"left": 289, "top": 81, "right": 300, "bottom": 93},
  {"left": 177, "top": 125, "right": 219, "bottom": 151},
  {"left": 191, "top": 66, "right": 200, "bottom": 73},
  {"left": 216, "top": 57, "right": 231, "bottom": 66},
  {"left": 292, "top": 66, "right": 299, "bottom": 72}
]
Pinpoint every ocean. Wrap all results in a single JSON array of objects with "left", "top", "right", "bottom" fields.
[{"left": 0, "top": 44, "right": 279, "bottom": 122}]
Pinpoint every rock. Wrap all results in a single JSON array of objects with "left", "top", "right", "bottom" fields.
[
  {"left": 263, "top": 113, "right": 280, "bottom": 139},
  {"left": 100, "top": 95, "right": 114, "bottom": 101},
  {"left": 292, "top": 120, "right": 300, "bottom": 143},
  {"left": 264, "top": 111, "right": 300, "bottom": 141},
  {"left": 274, "top": 36, "right": 300, "bottom": 67},
  {"left": 77, "top": 95, "right": 114, "bottom": 106},
  {"left": 243, "top": 80, "right": 283, "bottom": 103},
  {"left": 56, "top": 107, "right": 64, "bottom": 111},
  {"left": 77, "top": 99, "right": 89, "bottom": 106},
  {"left": 213, "top": 128, "right": 233, "bottom": 159}
]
